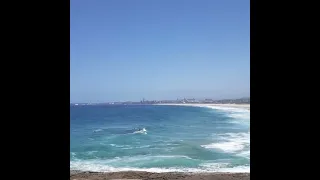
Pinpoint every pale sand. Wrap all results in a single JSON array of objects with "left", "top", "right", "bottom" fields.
[{"left": 156, "top": 103, "right": 250, "bottom": 111}]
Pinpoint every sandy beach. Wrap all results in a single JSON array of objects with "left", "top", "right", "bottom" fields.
[
  {"left": 156, "top": 103, "right": 250, "bottom": 111},
  {"left": 70, "top": 171, "right": 250, "bottom": 180}
]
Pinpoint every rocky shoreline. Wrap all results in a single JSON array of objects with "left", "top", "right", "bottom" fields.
[{"left": 70, "top": 171, "right": 250, "bottom": 180}]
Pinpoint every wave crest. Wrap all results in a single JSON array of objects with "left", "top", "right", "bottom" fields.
[
  {"left": 133, "top": 128, "right": 147, "bottom": 134},
  {"left": 70, "top": 159, "right": 249, "bottom": 173},
  {"left": 201, "top": 132, "right": 250, "bottom": 157}
]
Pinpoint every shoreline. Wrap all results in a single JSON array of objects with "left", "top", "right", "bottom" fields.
[
  {"left": 70, "top": 103, "right": 250, "bottom": 179},
  {"left": 155, "top": 103, "right": 250, "bottom": 111},
  {"left": 70, "top": 171, "right": 250, "bottom": 180}
]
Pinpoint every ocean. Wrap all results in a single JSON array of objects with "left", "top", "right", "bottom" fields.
[{"left": 70, "top": 105, "right": 250, "bottom": 173}]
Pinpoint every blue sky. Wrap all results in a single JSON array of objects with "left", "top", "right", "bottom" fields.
[{"left": 71, "top": 0, "right": 250, "bottom": 103}]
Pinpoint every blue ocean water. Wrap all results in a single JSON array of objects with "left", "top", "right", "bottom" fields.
[{"left": 70, "top": 105, "right": 250, "bottom": 172}]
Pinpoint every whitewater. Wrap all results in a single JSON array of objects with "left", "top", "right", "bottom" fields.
[{"left": 70, "top": 104, "right": 250, "bottom": 173}]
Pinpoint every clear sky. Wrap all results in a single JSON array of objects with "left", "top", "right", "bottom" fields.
[{"left": 71, "top": 0, "right": 250, "bottom": 103}]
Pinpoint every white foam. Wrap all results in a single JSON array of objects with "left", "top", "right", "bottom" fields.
[
  {"left": 201, "top": 142, "right": 245, "bottom": 152},
  {"left": 133, "top": 128, "right": 147, "bottom": 134},
  {"left": 202, "top": 106, "right": 250, "bottom": 122},
  {"left": 70, "top": 160, "right": 250, "bottom": 173},
  {"left": 199, "top": 162, "right": 229, "bottom": 169},
  {"left": 202, "top": 132, "right": 250, "bottom": 154},
  {"left": 205, "top": 106, "right": 249, "bottom": 112},
  {"left": 218, "top": 166, "right": 250, "bottom": 173}
]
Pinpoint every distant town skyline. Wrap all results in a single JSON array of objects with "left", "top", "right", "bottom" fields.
[
  {"left": 70, "top": 96, "right": 250, "bottom": 104},
  {"left": 71, "top": 0, "right": 250, "bottom": 103}
]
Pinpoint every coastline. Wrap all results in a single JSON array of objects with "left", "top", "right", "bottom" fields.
[
  {"left": 70, "top": 104, "right": 250, "bottom": 179},
  {"left": 70, "top": 171, "right": 250, "bottom": 180},
  {"left": 155, "top": 103, "right": 250, "bottom": 111}
]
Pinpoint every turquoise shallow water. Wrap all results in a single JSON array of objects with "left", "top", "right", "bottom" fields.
[{"left": 70, "top": 105, "right": 250, "bottom": 172}]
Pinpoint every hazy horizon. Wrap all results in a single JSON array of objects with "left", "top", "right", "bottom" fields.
[{"left": 70, "top": 96, "right": 250, "bottom": 104}]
